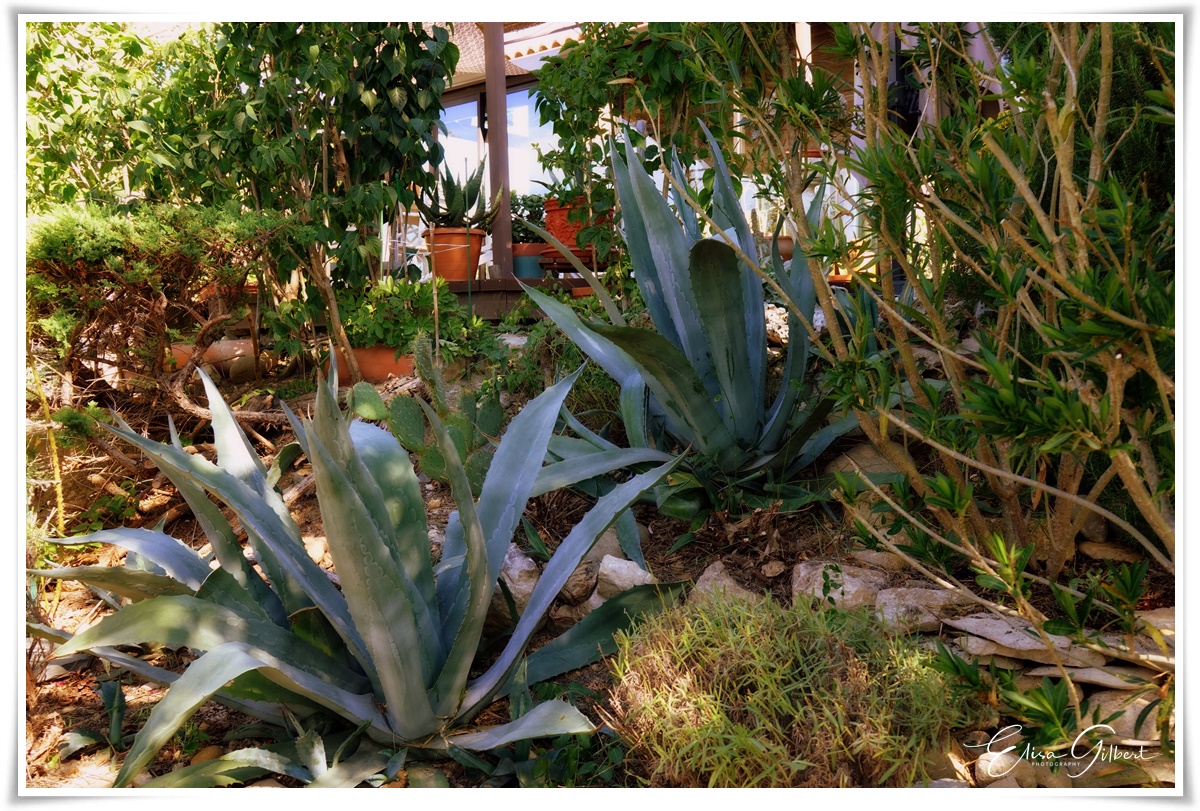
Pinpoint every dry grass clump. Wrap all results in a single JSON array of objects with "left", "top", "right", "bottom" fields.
[{"left": 610, "top": 593, "right": 985, "bottom": 787}]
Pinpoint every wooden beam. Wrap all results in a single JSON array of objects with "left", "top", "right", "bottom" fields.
[{"left": 483, "top": 22, "right": 514, "bottom": 280}]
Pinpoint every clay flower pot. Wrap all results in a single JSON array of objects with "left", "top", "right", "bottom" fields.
[
  {"left": 329, "top": 346, "right": 415, "bottom": 385},
  {"left": 423, "top": 227, "right": 486, "bottom": 282}
]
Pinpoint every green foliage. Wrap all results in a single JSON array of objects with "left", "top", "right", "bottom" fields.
[
  {"left": 56, "top": 676, "right": 136, "bottom": 760},
  {"left": 416, "top": 157, "right": 499, "bottom": 231},
  {"left": 612, "top": 593, "right": 988, "bottom": 787},
  {"left": 49, "top": 401, "right": 110, "bottom": 450},
  {"left": 510, "top": 194, "right": 547, "bottom": 243},
  {"left": 529, "top": 131, "right": 856, "bottom": 517},
  {"left": 33, "top": 362, "right": 682, "bottom": 787},
  {"left": 26, "top": 203, "right": 292, "bottom": 366},
  {"left": 335, "top": 276, "right": 475, "bottom": 357},
  {"left": 25, "top": 22, "right": 158, "bottom": 209}
]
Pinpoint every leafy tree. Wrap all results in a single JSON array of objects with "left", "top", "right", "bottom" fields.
[{"left": 25, "top": 22, "right": 158, "bottom": 209}]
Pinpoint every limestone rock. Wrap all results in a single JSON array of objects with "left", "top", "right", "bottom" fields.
[
  {"left": 984, "top": 774, "right": 1022, "bottom": 788},
  {"left": 1079, "top": 541, "right": 1142, "bottom": 563},
  {"left": 1077, "top": 510, "right": 1109, "bottom": 543},
  {"left": 957, "top": 635, "right": 1107, "bottom": 669},
  {"left": 974, "top": 750, "right": 1037, "bottom": 787},
  {"left": 959, "top": 336, "right": 982, "bottom": 355},
  {"left": 944, "top": 613, "right": 1108, "bottom": 667},
  {"left": 691, "top": 561, "right": 763, "bottom": 604},
  {"left": 764, "top": 303, "right": 790, "bottom": 346},
  {"left": 1137, "top": 606, "right": 1175, "bottom": 652},
  {"left": 558, "top": 559, "right": 600, "bottom": 605},
  {"left": 920, "top": 778, "right": 970, "bottom": 788},
  {"left": 1072, "top": 753, "right": 1174, "bottom": 788},
  {"left": 595, "top": 555, "right": 656, "bottom": 599},
  {"left": 822, "top": 443, "right": 903, "bottom": 478},
  {"left": 909, "top": 345, "right": 944, "bottom": 372},
  {"left": 791, "top": 560, "right": 887, "bottom": 610},
  {"left": 246, "top": 778, "right": 287, "bottom": 788},
  {"left": 761, "top": 560, "right": 788, "bottom": 578},
  {"left": 302, "top": 535, "right": 330, "bottom": 567},
  {"left": 848, "top": 548, "right": 908, "bottom": 572},
  {"left": 227, "top": 353, "right": 272, "bottom": 384},
  {"left": 1088, "top": 689, "right": 1174, "bottom": 740},
  {"left": 875, "top": 587, "right": 973, "bottom": 633},
  {"left": 1022, "top": 665, "right": 1160, "bottom": 691},
  {"left": 485, "top": 543, "right": 541, "bottom": 633},
  {"left": 1032, "top": 763, "right": 1073, "bottom": 788},
  {"left": 548, "top": 590, "right": 606, "bottom": 631}
]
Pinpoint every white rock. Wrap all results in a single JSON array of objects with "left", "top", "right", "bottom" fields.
[
  {"left": 691, "top": 561, "right": 763, "bottom": 604},
  {"left": 822, "top": 443, "right": 902, "bottom": 478},
  {"left": 921, "top": 778, "right": 970, "bottom": 788},
  {"left": 975, "top": 750, "right": 1037, "bottom": 787},
  {"left": 983, "top": 774, "right": 1022, "bottom": 788},
  {"left": 1078, "top": 541, "right": 1143, "bottom": 563},
  {"left": 485, "top": 543, "right": 541, "bottom": 632},
  {"left": 848, "top": 549, "right": 908, "bottom": 572},
  {"left": 1022, "top": 665, "right": 1160, "bottom": 691},
  {"left": 595, "top": 555, "right": 656, "bottom": 599},
  {"left": 246, "top": 778, "right": 287, "bottom": 788},
  {"left": 874, "top": 587, "right": 973, "bottom": 633},
  {"left": 944, "top": 613, "right": 1108, "bottom": 667},
  {"left": 957, "top": 635, "right": 1107, "bottom": 668},
  {"left": 1088, "top": 689, "right": 1174, "bottom": 740},
  {"left": 1032, "top": 763, "right": 1073, "bottom": 788},
  {"left": 791, "top": 560, "right": 887, "bottom": 610}
]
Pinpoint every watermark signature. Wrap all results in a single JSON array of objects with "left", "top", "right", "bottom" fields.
[{"left": 967, "top": 724, "right": 1159, "bottom": 779}]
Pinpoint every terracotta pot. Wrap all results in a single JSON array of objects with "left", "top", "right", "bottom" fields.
[
  {"left": 543, "top": 198, "right": 586, "bottom": 249},
  {"left": 775, "top": 236, "right": 795, "bottom": 261},
  {"left": 571, "top": 286, "right": 595, "bottom": 298},
  {"left": 170, "top": 339, "right": 256, "bottom": 374},
  {"left": 329, "top": 346, "right": 415, "bottom": 385},
  {"left": 423, "top": 227, "right": 486, "bottom": 282}
]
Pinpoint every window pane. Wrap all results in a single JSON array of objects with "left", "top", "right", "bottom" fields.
[{"left": 507, "top": 87, "right": 558, "bottom": 196}]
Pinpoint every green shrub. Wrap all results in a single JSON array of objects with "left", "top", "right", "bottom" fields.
[{"left": 611, "top": 593, "right": 987, "bottom": 787}]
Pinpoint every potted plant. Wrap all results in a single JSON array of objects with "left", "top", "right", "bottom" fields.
[
  {"left": 510, "top": 193, "right": 547, "bottom": 279},
  {"left": 416, "top": 158, "right": 500, "bottom": 282},
  {"left": 330, "top": 276, "right": 467, "bottom": 383}
]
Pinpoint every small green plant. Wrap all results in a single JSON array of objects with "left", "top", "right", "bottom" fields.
[
  {"left": 611, "top": 592, "right": 989, "bottom": 787},
  {"left": 73, "top": 482, "right": 138, "bottom": 535},
  {"left": 57, "top": 676, "right": 135, "bottom": 760}
]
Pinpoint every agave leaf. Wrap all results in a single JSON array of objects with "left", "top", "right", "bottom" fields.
[
  {"left": 669, "top": 146, "right": 702, "bottom": 242},
  {"left": 305, "top": 418, "right": 441, "bottom": 738},
  {"left": 95, "top": 425, "right": 372, "bottom": 679},
  {"left": 615, "top": 131, "right": 709, "bottom": 374},
  {"left": 434, "top": 367, "right": 583, "bottom": 661},
  {"left": 347, "top": 419, "right": 437, "bottom": 616},
  {"left": 166, "top": 417, "right": 287, "bottom": 623},
  {"left": 28, "top": 622, "right": 294, "bottom": 727},
  {"left": 30, "top": 566, "right": 193, "bottom": 602},
  {"left": 140, "top": 759, "right": 272, "bottom": 789},
  {"left": 446, "top": 699, "right": 594, "bottom": 751},
  {"left": 618, "top": 371, "right": 651, "bottom": 448},
  {"left": 306, "top": 746, "right": 390, "bottom": 788},
  {"left": 531, "top": 446, "right": 675, "bottom": 498},
  {"left": 53, "top": 595, "right": 371, "bottom": 690},
  {"left": 522, "top": 286, "right": 638, "bottom": 383},
  {"left": 425, "top": 400, "right": 492, "bottom": 717},
  {"left": 112, "top": 642, "right": 390, "bottom": 788},
  {"left": 194, "top": 567, "right": 272, "bottom": 622},
  {"left": 702, "top": 123, "right": 768, "bottom": 407},
  {"left": 582, "top": 323, "right": 737, "bottom": 469},
  {"left": 198, "top": 367, "right": 268, "bottom": 482},
  {"left": 559, "top": 404, "right": 618, "bottom": 452},
  {"left": 521, "top": 582, "right": 685, "bottom": 687},
  {"left": 462, "top": 457, "right": 681, "bottom": 716},
  {"left": 609, "top": 136, "right": 679, "bottom": 345},
  {"left": 689, "top": 239, "right": 762, "bottom": 446},
  {"left": 614, "top": 507, "right": 646, "bottom": 569},
  {"left": 279, "top": 400, "right": 310, "bottom": 459},
  {"left": 760, "top": 234, "right": 818, "bottom": 453},
  {"left": 49, "top": 528, "right": 210, "bottom": 591},
  {"left": 103, "top": 419, "right": 313, "bottom": 618},
  {"left": 58, "top": 729, "right": 107, "bottom": 759},
  {"left": 267, "top": 442, "right": 304, "bottom": 489}
]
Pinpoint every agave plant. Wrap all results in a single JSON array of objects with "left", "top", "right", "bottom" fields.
[
  {"left": 28, "top": 361, "right": 680, "bottom": 787},
  {"left": 524, "top": 129, "right": 858, "bottom": 517}
]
